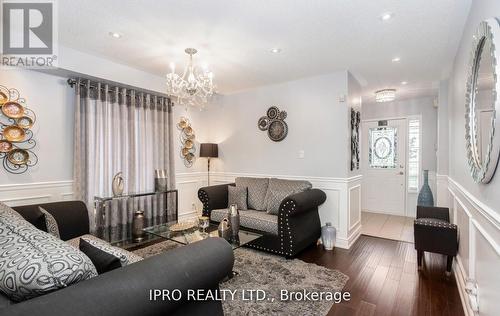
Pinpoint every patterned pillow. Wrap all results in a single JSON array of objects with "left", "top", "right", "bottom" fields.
[
  {"left": 80, "top": 235, "right": 143, "bottom": 266},
  {"left": 228, "top": 185, "right": 248, "bottom": 210},
  {"left": 39, "top": 207, "right": 60, "bottom": 239},
  {"left": 0, "top": 203, "right": 97, "bottom": 302},
  {"left": 235, "top": 177, "right": 269, "bottom": 210},
  {"left": 264, "top": 178, "right": 312, "bottom": 215}
]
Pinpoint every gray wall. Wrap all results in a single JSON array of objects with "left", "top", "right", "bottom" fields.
[
  {"left": 437, "top": 81, "right": 450, "bottom": 175},
  {"left": 362, "top": 96, "right": 438, "bottom": 172},
  {"left": 202, "top": 71, "right": 352, "bottom": 178}
]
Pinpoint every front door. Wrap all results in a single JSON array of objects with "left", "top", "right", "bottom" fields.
[{"left": 362, "top": 119, "right": 407, "bottom": 216}]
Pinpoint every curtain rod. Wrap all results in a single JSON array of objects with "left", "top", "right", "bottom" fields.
[{"left": 66, "top": 78, "right": 173, "bottom": 105}]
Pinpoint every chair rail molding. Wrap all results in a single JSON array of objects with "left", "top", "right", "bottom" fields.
[
  {"left": 445, "top": 175, "right": 500, "bottom": 316},
  {"left": 0, "top": 180, "right": 74, "bottom": 206}
]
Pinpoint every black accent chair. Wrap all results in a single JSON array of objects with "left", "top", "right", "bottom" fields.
[
  {"left": 413, "top": 206, "right": 458, "bottom": 275},
  {"left": 1, "top": 201, "right": 234, "bottom": 316},
  {"left": 198, "top": 183, "right": 327, "bottom": 258}
]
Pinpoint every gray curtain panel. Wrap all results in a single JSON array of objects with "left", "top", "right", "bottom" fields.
[{"left": 73, "top": 79, "right": 176, "bottom": 234}]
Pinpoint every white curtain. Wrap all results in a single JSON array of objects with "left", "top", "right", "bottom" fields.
[{"left": 73, "top": 79, "right": 175, "bottom": 236}]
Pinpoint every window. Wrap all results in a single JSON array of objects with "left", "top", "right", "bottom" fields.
[
  {"left": 408, "top": 119, "right": 420, "bottom": 190},
  {"left": 369, "top": 127, "right": 398, "bottom": 168}
]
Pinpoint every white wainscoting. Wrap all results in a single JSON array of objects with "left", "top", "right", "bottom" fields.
[
  {"left": 210, "top": 172, "right": 362, "bottom": 249},
  {"left": 175, "top": 172, "right": 206, "bottom": 221},
  {"left": 447, "top": 177, "right": 500, "bottom": 316},
  {"left": 0, "top": 181, "right": 74, "bottom": 206}
]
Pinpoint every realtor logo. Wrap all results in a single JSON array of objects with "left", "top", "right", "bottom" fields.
[{"left": 1, "top": 0, "right": 58, "bottom": 68}]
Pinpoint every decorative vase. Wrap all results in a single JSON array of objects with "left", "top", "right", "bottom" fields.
[
  {"left": 218, "top": 218, "right": 231, "bottom": 241},
  {"left": 154, "top": 169, "right": 168, "bottom": 192},
  {"left": 112, "top": 172, "right": 124, "bottom": 197},
  {"left": 229, "top": 204, "right": 240, "bottom": 238},
  {"left": 321, "top": 222, "right": 336, "bottom": 251},
  {"left": 132, "top": 210, "right": 145, "bottom": 241},
  {"left": 417, "top": 170, "right": 434, "bottom": 207}
]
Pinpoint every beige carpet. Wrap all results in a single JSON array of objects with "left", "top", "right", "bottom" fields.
[{"left": 134, "top": 240, "right": 349, "bottom": 316}]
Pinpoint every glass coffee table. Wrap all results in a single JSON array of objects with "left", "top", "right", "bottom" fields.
[{"left": 143, "top": 222, "right": 263, "bottom": 250}]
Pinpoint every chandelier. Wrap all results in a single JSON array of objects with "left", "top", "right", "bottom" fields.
[
  {"left": 375, "top": 89, "right": 396, "bottom": 103},
  {"left": 166, "top": 48, "right": 215, "bottom": 107}
]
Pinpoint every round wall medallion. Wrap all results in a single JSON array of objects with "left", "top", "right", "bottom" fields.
[
  {"left": 0, "top": 140, "right": 13, "bottom": 153},
  {"left": 3, "top": 125, "right": 26, "bottom": 142},
  {"left": 278, "top": 111, "right": 287, "bottom": 120},
  {"left": 267, "top": 120, "right": 288, "bottom": 142},
  {"left": 267, "top": 106, "right": 279, "bottom": 119},
  {"left": 258, "top": 116, "right": 269, "bottom": 131},
  {"left": 16, "top": 116, "right": 34, "bottom": 129},
  {"left": 2, "top": 101, "right": 25, "bottom": 118},
  {"left": 7, "top": 149, "right": 29, "bottom": 165},
  {"left": 184, "top": 139, "right": 194, "bottom": 149},
  {"left": 0, "top": 91, "right": 7, "bottom": 106}
]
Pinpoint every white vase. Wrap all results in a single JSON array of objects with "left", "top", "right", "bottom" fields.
[{"left": 321, "top": 222, "right": 336, "bottom": 250}]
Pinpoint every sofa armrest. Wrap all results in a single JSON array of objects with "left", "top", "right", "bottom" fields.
[
  {"left": 198, "top": 183, "right": 234, "bottom": 216},
  {"left": 280, "top": 189, "right": 327, "bottom": 217},
  {"left": 416, "top": 206, "right": 450, "bottom": 222},
  {"left": 414, "top": 219, "right": 458, "bottom": 255},
  {"left": 5, "top": 238, "right": 234, "bottom": 316}
]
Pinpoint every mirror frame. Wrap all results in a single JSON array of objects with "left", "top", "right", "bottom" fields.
[{"left": 465, "top": 18, "right": 500, "bottom": 184}]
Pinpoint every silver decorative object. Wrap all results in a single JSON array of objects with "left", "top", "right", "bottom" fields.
[
  {"left": 112, "top": 172, "right": 124, "bottom": 196},
  {"left": 218, "top": 218, "right": 231, "bottom": 240},
  {"left": 132, "top": 210, "right": 145, "bottom": 241},
  {"left": 154, "top": 169, "right": 168, "bottom": 192},
  {"left": 321, "top": 222, "right": 336, "bottom": 251},
  {"left": 229, "top": 204, "right": 240, "bottom": 237},
  {"left": 258, "top": 106, "right": 288, "bottom": 142},
  {"left": 465, "top": 18, "right": 500, "bottom": 184}
]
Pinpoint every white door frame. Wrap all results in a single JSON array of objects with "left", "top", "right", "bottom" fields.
[{"left": 361, "top": 115, "right": 422, "bottom": 216}]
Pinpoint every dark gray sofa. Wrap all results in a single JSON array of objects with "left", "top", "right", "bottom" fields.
[
  {"left": 198, "top": 177, "right": 327, "bottom": 258},
  {"left": 0, "top": 201, "right": 234, "bottom": 316}
]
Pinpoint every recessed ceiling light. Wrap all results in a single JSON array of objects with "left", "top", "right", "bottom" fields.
[
  {"left": 401, "top": 81, "right": 408, "bottom": 85},
  {"left": 392, "top": 57, "right": 401, "bottom": 63},
  {"left": 270, "top": 48, "right": 282, "bottom": 54},
  {"left": 380, "top": 12, "right": 394, "bottom": 21},
  {"left": 109, "top": 32, "right": 122, "bottom": 39}
]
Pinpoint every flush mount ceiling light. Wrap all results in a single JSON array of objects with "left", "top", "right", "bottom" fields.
[
  {"left": 380, "top": 12, "right": 394, "bottom": 21},
  {"left": 401, "top": 81, "right": 408, "bottom": 85},
  {"left": 109, "top": 32, "right": 122, "bottom": 39},
  {"left": 270, "top": 48, "right": 282, "bottom": 53},
  {"left": 392, "top": 57, "right": 401, "bottom": 63},
  {"left": 375, "top": 89, "right": 396, "bottom": 103},
  {"left": 166, "top": 48, "right": 215, "bottom": 108}
]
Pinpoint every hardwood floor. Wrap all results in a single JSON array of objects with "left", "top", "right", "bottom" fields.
[{"left": 298, "top": 235, "right": 464, "bottom": 316}]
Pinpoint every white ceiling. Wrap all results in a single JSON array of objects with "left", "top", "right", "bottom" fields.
[{"left": 58, "top": 0, "right": 471, "bottom": 102}]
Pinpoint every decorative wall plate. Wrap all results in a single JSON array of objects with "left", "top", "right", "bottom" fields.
[
  {"left": 177, "top": 117, "right": 189, "bottom": 129},
  {"left": 184, "top": 153, "right": 195, "bottom": 162},
  {"left": 177, "top": 116, "right": 196, "bottom": 168},
  {"left": 7, "top": 149, "right": 29, "bottom": 165},
  {"left": 3, "top": 125, "right": 25, "bottom": 142},
  {"left": 0, "top": 140, "right": 12, "bottom": 153},
  {"left": 267, "top": 106, "right": 279, "bottom": 119},
  {"left": 258, "top": 106, "right": 288, "bottom": 142},
  {"left": 183, "top": 126, "right": 194, "bottom": 137},
  {"left": 16, "top": 116, "right": 34, "bottom": 129},
  {"left": 0, "top": 92, "right": 7, "bottom": 106},
  {"left": 184, "top": 139, "right": 194, "bottom": 149},
  {"left": 258, "top": 116, "right": 269, "bottom": 131},
  {"left": 268, "top": 120, "right": 288, "bottom": 142},
  {"left": 2, "top": 101, "right": 24, "bottom": 118}
]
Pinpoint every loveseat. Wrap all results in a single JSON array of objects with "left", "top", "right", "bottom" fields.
[
  {"left": 0, "top": 201, "right": 234, "bottom": 316},
  {"left": 198, "top": 177, "right": 326, "bottom": 258}
]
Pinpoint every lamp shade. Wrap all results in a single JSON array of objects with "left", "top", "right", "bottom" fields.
[{"left": 200, "top": 143, "right": 218, "bottom": 158}]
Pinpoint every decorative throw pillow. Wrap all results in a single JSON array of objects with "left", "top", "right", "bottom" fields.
[
  {"left": 80, "top": 235, "right": 143, "bottom": 266},
  {"left": 235, "top": 177, "right": 269, "bottom": 210},
  {"left": 264, "top": 178, "right": 312, "bottom": 215},
  {"left": 228, "top": 185, "right": 248, "bottom": 210},
  {"left": 0, "top": 204, "right": 97, "bottom": 302},
  {"left": 79, "top": 238, "right": 122, "bottom": 274},
  {"left": 39, "top": 206, "right": 60, "bottom": 239}
]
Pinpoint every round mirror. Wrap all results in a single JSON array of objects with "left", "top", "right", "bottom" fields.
[{"left": 465, "top": 18, "right": 500, "bottom": 183}]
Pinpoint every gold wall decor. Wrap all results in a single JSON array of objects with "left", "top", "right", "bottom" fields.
[
  {"left": 177, "top": 117, "right": 196, "bottom": 167},
  {"left": 0, "top": 85, "right": 38, "bottom": 174}
]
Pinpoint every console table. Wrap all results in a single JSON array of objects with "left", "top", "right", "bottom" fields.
[{"left": 93, "top": 190, "right": 178, "bottom": 247}]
